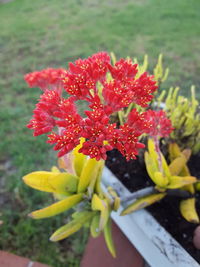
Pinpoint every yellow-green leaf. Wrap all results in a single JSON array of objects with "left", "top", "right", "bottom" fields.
[
  {"left": 107, "top": 187, "right": 120, "bottom": 211},
  {"left": 88, "top": 160, "right": 104, "bottom": 197},
  {"left": 154, "top": 171, "right": 169, "bottom": 188},
  {"left": 103, "top": 218, "right": 116, "bottom": 258},
  {"left": 90, "top": 214, "right": 101, "bottom": 238},
  {"left": 73, "top": 138, "right": 86, "bottom": 177},
  {"left": 195, "top": 182, "right": 200, "bottom": 191},
  {"left": 167, "top": 176, "right": 197, "bottom": 189},
  {"left": 23, "top": 171, "right": 79, "bottom": 194},
  {"left": 169, "top": 143, "right": 181, "bottom": 161},
  {"left": 160, "top": 154, "right": 171, "bottom": 178},
  {"left": 169, "top": 155, "right": 187, "bottom": 176},
  {"left": 78, "top": 159, "right": 103, "bottom": 193},
  {"left": 91, "top": 194, "right": 110, "bottom": 230},
  {"left": 144, "top": 152, "right": 159, "bottom": 180},
  {"left": 121, "top": 193, "right": 166, "bottom": 216},
  {"left": 182, "top": 149, "right": 192, "bottom": 161},
  {"left": 147, "top": 139, "right": 159, "bottom": 169},
  {"left": 180, "top": 198, "right": 199, "bottom": 223},
  {"left": 94, "top": 160, "right": 105, "bottom": 197},
  {"left": 50, "top": 211, "right": 95, "bottom": 242},
  {"left": 30, "top": 193, "right": 83, "bottom": 219},
  {"left": 51, "top": 166, "right": 60, "bottom": 173}
]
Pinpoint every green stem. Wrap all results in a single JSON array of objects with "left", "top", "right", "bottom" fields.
[
  {"left": 118, "top": 110, "right": 124, "bottom": 125},
  {"left": 125, "top": 103, "right": 134, "bottom": 117}
]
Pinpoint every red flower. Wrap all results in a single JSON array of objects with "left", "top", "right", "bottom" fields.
[
  {"left": 78, "top": 140, "right": 112, "bottom": 161},
  {"left": 24, "top": 68, "right": 66, "bottom": 93},
  {"left": 47, "top": 127, "right": 81, "bottom": 157},
  {"left": 129, "top": 72, "right": 157, "bottom": 107},
  {"left": 108, "top": 58, "right": 137, "bottom": 81},
  {"left": 143, "top": 110, "right": 174, "bottom": 138},
  {"left": 27, "top": 111, "right": 56, "bottom": 136},
  {"left": 103, "top": 80, "right": 135, "bottom": 112}
]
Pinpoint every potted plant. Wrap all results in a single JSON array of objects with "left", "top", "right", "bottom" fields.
[{"left": 23, "top": 52, "right": 200, "bottom": 266}]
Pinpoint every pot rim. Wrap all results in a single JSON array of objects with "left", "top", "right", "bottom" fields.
[{"left": 101, "top": 166, "right": 200, "bottom": 267}]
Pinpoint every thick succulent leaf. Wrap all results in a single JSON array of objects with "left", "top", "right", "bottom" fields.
[
  {"left": 144, "top": 152, "right": 168, "bottom": 188},
  {"left": 91, "top": 194, "right": 110, "bottom": 230},
  {"left": 23, "top": 171, "right": 78, "bottom": 194},
  {"left": 182, "top": 149, "right": 192, "bottom": 161},
  {"left": 88, "top": 160, "right": 104, "bottom": 197},
  {"left": 103, "top": 218, "right": 116, "bottom": 258},
  {"left": 94, "top": 161, "right": 105, "bottom": 197},
  {"left": 167, "top": 176, "right": 197, "bottom": 189},
  {"left": 78, "top": 159, "right": 103, "bottom": 193},
  {"left": 51, "top": 166, "right": 60, "bottom": 173},
  {"left": 121, "top": 193, "right": 166, "bottom": 216},
  {"left": 169, "top": 155, "right": 187, "bottom": 176},
  {"left": 160, "top": 154, "right": 171, "bottom": 178},
  {"left": 147, "top": 139, "right": 159, "bottom": 169},
  {"left": 73, "top": 138, "right": 86, "bottom": 177},
  {"left": 144, "top": 152, "right": 159, "bottom": 180},
  {"left": 113, "top": 197, "right": 120, "bottom": 211},
  {"left": 92, "top": 194, "right": 106, "bottom": 211},
  {"left": 195, "top": 182, "right": 200, "bottom": 191},
  {"left": 168, "top": 143, "right": 181, "bottom": 161},
  {"left": 154, "top": 171, "right": 169, "bottom": 188},
  {"left": 53, "top": 192, "right": 72, "bottom": 200},
  {"left": 50, "top": 211, "right": 95, "bottom": 242},
  {"left": 90, "top": 214, "right": 101, "bottom": 238},
  {"left": 168, "top": 143, "right": 192, "bottom": 177},
  {"left": 180, "top": 198, "right": 199, "bottom": 223},
  {"left": 29, "top": 193, "right": 83, "bottom": 219},
  {"left": 145, "top": 139, "right": 170, "bottom": 185},
  {"left": 107, "top": 187, "right": 120, "bottom": 211}
]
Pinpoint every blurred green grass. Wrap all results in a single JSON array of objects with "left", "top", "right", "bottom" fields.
[{"left": 0, "top": 0, "right": 200, "bottom": 266}]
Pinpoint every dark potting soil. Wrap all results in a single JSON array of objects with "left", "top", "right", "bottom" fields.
[{"left": 106, "top": 149, "right": 200, "bottom": 263}]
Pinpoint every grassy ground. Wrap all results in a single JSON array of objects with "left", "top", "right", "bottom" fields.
[{"left": 0, "top": 0, "right": 200, "bottom": 266}]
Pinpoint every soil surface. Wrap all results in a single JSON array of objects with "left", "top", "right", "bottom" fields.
[{"left": 106, "top": 149, "right": 200, "bottom": 263}]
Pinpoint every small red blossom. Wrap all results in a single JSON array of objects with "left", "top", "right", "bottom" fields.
[
  {"left": 24, "top": 68, "right": 66, "bottom": 92},
  {"left": 108, "top": 58, "right": 138, "bottom": 81},
  {"left": 127, "top": 108, "right": 150, "bottom": 134},
  {"left": 47, "top": 128, "right": 81, "bottom": 157},
  {"left": 103, "top": 80, "right": 134, "bottom": 112},
  {"left": 79, "top": 140, "right": 112, "bottom": 161},
  {"left": 143, "top": 110, "right": 174, "bottom": 138},
  {"left": 27, "top": 110, "right": 56, "bottom": 136},
  {"left": 129, "top": 72, "right": 157, "bottom": 107}
]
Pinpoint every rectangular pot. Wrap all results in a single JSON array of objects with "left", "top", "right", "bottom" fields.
[{"left": 101, "top": 167, "right": 200, "bottom": 267}]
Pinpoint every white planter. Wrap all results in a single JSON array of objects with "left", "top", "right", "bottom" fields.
[{"left": 102, "top": 167, "right": 200, "bottom": 267}]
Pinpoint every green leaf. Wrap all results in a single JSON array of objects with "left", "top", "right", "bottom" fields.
[
  {"left": 167, "top": 176, "right": 197, "bottom": 189},
  {"left": 121, "top": 193, "right": 166, "bottom": 216},
  {"left": 78, "top": 159, "right": 103, "bottom": 193},
  {"left": 23, "top": 171, "right": 79, "bottom": 194},
  {"left": 169, "top": 155, "right": 187, "bottom": 176},
  {"left": 180, "top": 198, "right": 199, "bottom": 224},
  {"left": 103, "top": 218, "right": 116, "bottom": 258},
  {"left": 50, "top": 211, "right": 95, "bottom": 242},
  {"left": 90, "top": 214, "right": 101, "bottom": 238},
  {"left": 30, "top": 193, "right": 83, "bottom": 219},
  {"left": 73, "top": 138, "right": 87, "bottom": 177},
  {"left": 91, "top": 194, "right": 110, "bottom": 230}
]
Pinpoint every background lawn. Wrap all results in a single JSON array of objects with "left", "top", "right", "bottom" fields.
[{"left": 0, "top": 0, "right": 200, "bottom": 266}]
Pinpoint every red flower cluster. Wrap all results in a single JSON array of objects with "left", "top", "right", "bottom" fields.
[{"left": 25, "top": 52, "right": 161, "bottom": 161}]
